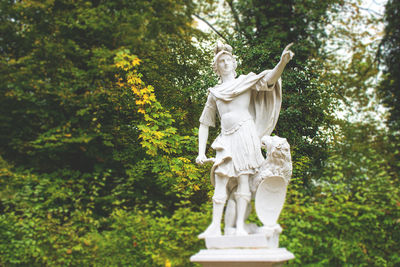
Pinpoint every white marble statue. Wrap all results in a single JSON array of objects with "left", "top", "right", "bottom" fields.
[{"left": 196, "top": 42, "right": 294, "bottom": 238}]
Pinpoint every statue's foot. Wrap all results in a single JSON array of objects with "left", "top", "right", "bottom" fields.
[
  {"left": 244, "top": 223, "right": 258, "bottom": 234},
  {"left": 224, "top": 227, "right": 236, "bottom": 236},
  {"left": 235, "top": 227, "right": 248, "bottom": 236},
  {"left": 257, "top": 224, "right": 282, "bottom": 237},
  {"left": 198, "top": 223, "right": 221, "bottom": 239}
]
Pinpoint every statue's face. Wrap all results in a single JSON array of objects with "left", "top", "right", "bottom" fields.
[{"left": 217, "top": 54, "right": 235, "bottom": 75}]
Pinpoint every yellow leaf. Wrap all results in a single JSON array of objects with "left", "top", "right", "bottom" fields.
[{"left": 132, "top": 57, "right": 141, "bottom": 66}]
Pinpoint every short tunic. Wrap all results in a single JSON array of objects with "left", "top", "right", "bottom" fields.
[{"left": 199, "top": 94, "right": 264, "bottom": 178}]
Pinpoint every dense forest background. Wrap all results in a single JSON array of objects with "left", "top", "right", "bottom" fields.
[{"left": 0, "top": 0, "right": 399, "bottom": 266}]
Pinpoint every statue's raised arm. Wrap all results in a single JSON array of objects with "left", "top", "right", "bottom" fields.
[{"left": 262, "top": 43, "right": 295, "bottom": 87}]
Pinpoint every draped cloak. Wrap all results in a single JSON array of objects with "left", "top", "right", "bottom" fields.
[{"left": 199, "top": 70, "right": 282, "bottom": 186}]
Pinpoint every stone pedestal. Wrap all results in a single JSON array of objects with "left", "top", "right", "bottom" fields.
[
  {"left": 190, "top": 248, "right": 294, "bottom": 267},
  {"left": 204, "top": 233, "right": 279, "bottom": 249},
  {"left": 191, "top": 234, "right": 294, "bottom": 267}
]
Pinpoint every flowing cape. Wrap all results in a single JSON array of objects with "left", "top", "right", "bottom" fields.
[
  {"left": 208, "top": 70, "right": 282, "bottom": 186},
  {"left": 209, "top": 70, "right": 282, "bottom": 138}
]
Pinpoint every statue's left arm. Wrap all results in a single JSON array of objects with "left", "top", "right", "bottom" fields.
[{"left": 262, "top": 43, "right": 294, "bottom": 87}]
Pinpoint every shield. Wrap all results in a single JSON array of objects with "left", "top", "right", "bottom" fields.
[{"left": 255, "top": 175, "right": 287, "bottom": 226}]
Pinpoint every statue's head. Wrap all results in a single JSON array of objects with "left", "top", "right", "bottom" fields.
[{"left": 212, "top": 42, "right": 237, "bottom": 79}]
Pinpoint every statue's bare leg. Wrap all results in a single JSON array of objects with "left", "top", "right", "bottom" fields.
[
  {"left": 224, "top": 188, "right": 237, "bottom": 235},
  {"left": 235, "top": 174, "right": 251, "bottom": 236},
  {"left": 198, "top": 174, "right": 229, "bottom": 239}
]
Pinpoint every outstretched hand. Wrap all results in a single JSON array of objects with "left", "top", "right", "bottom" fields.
[{"left": 281, "top": 43, "right": 295, "bottom": 64}]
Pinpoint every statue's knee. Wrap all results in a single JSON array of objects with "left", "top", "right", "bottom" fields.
[
  {"left": 212, "top": 194, "right": 227, "bottom": 204},
  {"left": 234, "top": 192, "right": 251, "bottom": 202}
]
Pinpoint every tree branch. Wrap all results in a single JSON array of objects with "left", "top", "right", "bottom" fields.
[
  {"left": 359, "top": 6, "right": 383, "bottom": 17},
  {"left": 225, "top": 0, "right": 252, "bottom": 42},
  {"left": 193, "top": 14, "right": 229, "bottom": 44},
  {"left": 225, "top": 0, "right": 241, "bottom": 32}
]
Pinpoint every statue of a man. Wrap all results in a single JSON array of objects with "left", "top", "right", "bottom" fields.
[{"left": 196, "top": 42, "right": 294, "bottom": 237}]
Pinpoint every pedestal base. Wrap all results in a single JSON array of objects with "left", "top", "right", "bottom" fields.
[
  {"left": 205, "top": 233, "right": 279, "bottom": 249},
  {"left": 190, "top": 248, "right": 294, "bottom": 267}
]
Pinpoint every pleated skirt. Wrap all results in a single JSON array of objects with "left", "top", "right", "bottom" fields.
[{"left": 212, "top": 118, "right": 264, "bottom": 178}]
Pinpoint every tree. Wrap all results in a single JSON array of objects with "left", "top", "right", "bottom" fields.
[
  {"left": 378, "top": 0, "right": 400, "bottom": 133},
  {"left": 275, "top": 1, "right": 400, "bottom": 265},
  {"left": 0, "top": 0, "right": 211, "bottom": 265},
  {"left": 199, "top": 1, "right": 400, "bottom": 265},
  {"left": 377, "top": 0, "right": 400, "bottom": 175},
  {"left": 0, "top": 0, "right": 210, "bottom": 212},
  {"left": 211, "top": 0, "right": 343, "bottom": 189},
  {"left": 1, "top": 0, "right": 398, "bottom": 265}
]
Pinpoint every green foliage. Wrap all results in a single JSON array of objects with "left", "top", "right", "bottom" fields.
[
  {"left": 0, "top": 157, "right": 209, "bottom": 266},
  {"left": 84, "top": 206, "right": 208, "bottom": 267},
  {"left": 0, "top": 0, "right": 398, "bottom": 266},
  {"left": 0, "top": 0, "right": 210, "bottom": 265},
  {"left": 0, "top": 47, "right": 208, "bottom": 266},
  {"left": 281, "top": 194, "right": 400, "bottom": 266},
  {"left": 280, "top": 120, "right": 400, "bottom": 266}
]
